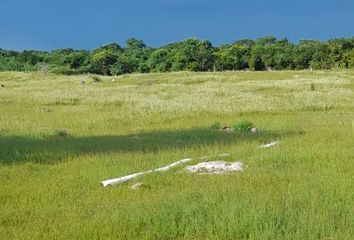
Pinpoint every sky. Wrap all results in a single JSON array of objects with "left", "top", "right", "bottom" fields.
[{"left": 1, "top": 0, "right": 354, "bottom": 51}]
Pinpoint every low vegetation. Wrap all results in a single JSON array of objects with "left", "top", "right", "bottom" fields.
[
  {"left": 234, "top": 120, "right": 254, "bottom": 133},
  {"left": 0, "top": 71, "right": 353, "bottom": 239}
]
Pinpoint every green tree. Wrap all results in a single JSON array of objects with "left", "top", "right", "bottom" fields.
[
  {"left": 90, "top": 43, "right": 122, "bottom": 75},
  {"left": 167, "top": 39, "right": 214, "bottom": 71},
  {"left": 110, "top": 55, "right": 139, "bottom": 75},
  {"left": 249, "top": 45, "right": 266, "bottom": 71},
  {"left": 310, "top": 43, "right": 334, "bottom": 70},
  {"left": 119, "top": 38, "right": 152, "bottom": 73},
  {"left": 214, "top": 45, "right": 249, "bottom": 71},
  {"left": 343, "top": 49, "right": 354, "bottom": 68},
  {"left": 328, "top": 38, "right": 353, "bottom": 67},
  {"left": 293, "top": 41, "right": 318, "bottom": 70},
  {"left": 255, "top": 36, "right": 277, "bottom": 46},
  {"left": 64, "top": 51, "right": 90, "bottom": 69},
  {"left": 148, "top": 49, "right": 172, "bottom": 72}
]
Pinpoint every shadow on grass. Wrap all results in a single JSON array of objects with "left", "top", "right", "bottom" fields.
[{"left": 0, "top": 128, "right": 302, "bottom": 165}]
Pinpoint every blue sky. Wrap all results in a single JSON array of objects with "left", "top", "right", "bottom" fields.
[{"left": 1, "top": 0, "right": 354, "bottom": 50}]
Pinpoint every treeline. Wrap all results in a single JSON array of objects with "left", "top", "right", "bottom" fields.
[{"left": 1, "top": 36, "right": 354, "bottom": 75}]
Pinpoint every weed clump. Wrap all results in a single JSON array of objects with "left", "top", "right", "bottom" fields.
[
  {"left": 90, "top": 76, "right": 102, "bottom": 83},
  {"left": 56, "top": 129, "right": 69, "bottom": 138},
  {"left": 310, "top": 83, "right": 316, "bottom": 91},
  {"left": 234, "top": 120, "right": 254, "bottom": 133}
]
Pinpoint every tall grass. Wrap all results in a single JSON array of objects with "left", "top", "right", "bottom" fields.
[{"left": 0, "top": 71, "right": 353, "bottom": 239}]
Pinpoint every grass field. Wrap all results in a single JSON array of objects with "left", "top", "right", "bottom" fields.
[{"left": 0, "top": 70, "right": 353, "bottom": 239}]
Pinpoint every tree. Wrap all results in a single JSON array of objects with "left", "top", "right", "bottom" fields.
[
  {"left": 90, "top": 50, "right": 118, "bottom": 75},
  {"left": 64, "top": 51, "right": 90, "bottom": 69},
  {"left": 255, "top": 36, "right": 277, "bottom": 46},
  {"left": 328, "top": 38, "right": 353, "bottom": 67},
  {"left": 310, "top": 43, "right": 334, "bottom": 70},
  {"left": 125, "top": 38, "right": 146, "bottom": 50},
  {"left": 293, "top": 41, "right": 318, "bottom": 70},
  {"left": 167, "top": 39, "right": 214, "bottom": 71},
  {"left": 0, "top": 36, "right": 353, "bottom": 74},
  {"left": 148, "top": 48, "right": 171, "bottom": 72},
  {"left": 273, "top": 38, "right": 294, "bottom": 70},
  {"left": 214, "top": 45, "right": 249, "bottom": 71},
  {"left": 249, "top": 45, "right": 265, "bottom": 71},
  {"left": 118, "top": 38, "right": 152, "bottom": 73},
  {"left": 110, "top": 55, "right": 139, "bottom": 75},
  {"left": 194, "top": 40, "right": 214, "bottom": 71},
  {"left": 343, "top": 49, "right": 354, "bottom": 68},
  {"left": 233, "top": 39, "right": 254, "bottom": 48},
  {"left": 90, "top": 43, "right": 122, "bottom": 75}
]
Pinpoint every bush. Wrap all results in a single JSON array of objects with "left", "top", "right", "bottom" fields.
[{"left": 234, "top": 120, "right": 254, "bottom": 133}]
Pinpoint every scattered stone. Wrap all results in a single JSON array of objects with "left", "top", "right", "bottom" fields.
[
  {"left": 259, "top": 141, "right": 279, "bottom": 148},
  {"left": 0, "top": 84, "right": 5, "bottom": 88},
  {"left": 130, "top": 182, "right": 145, "bottom": 190},
  {"left": 251, "top": 128, "right": 259, "bottom": 133},
  {"left": 185, "top": 161, "right": 243, "bottom": 174}
]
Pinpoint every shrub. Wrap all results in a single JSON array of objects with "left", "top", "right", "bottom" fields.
[{"left": 234, "top": 120, "right": 254, "bottom": 133}]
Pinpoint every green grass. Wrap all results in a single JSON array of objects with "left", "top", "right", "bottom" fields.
[{"left": 0, "top": 70, "right": 353, "bottom": 239}]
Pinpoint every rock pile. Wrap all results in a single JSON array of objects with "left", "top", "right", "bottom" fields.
[{"left": 185, "top": 161, "right": 243, "bottom": 174}]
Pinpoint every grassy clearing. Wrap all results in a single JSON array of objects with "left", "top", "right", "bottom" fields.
[{"left": 0, "top": 70, "right": 353, "bottom": 239}]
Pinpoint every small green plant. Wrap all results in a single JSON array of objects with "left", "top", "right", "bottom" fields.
[
  {"left": 234, "top": 120, "right": 254, "bottom": 133},
  {"left": 56, "top": 129, "right": 69, "bottom": 138},
  {"left": 90, "top": 76, "right": 102, "bottom": 83},
  {"left": 210, "top": 121, "right": 221, "bottom": 130},
  {"left": 310, "top": 83, "right": 316, "bottom": 91}
]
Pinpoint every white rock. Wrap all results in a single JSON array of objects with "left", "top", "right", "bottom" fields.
[
  {"left": 251, "top": 128, "right": 259, "bottom": 133},
  {"left": 185, "top": 161, "right": 243, "bottom": 174},
  {"left": 259, "top": 141, "right": 279, "bottom": 148},
  {"left": 101, "top": 158, "right": 192, "bottom": 187}
]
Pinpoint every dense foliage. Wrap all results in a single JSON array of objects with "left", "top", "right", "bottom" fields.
[{"left": 1, "top": 36, "right": 354, "bottom": 75}]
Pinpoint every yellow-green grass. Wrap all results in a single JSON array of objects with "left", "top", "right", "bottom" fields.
[{"left": 0, "top": 70, "right": 353, "bottom": 239}]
